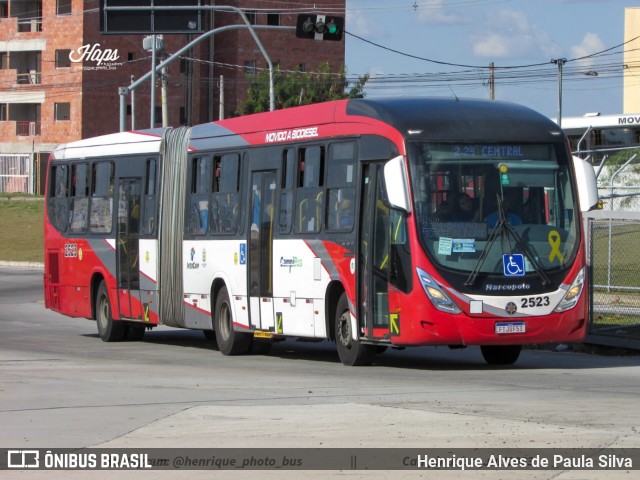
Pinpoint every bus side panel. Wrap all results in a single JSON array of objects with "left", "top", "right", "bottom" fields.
[
  {"left": 57, "top": 238, "right": 109, "bottom": 319},
  {"left": 182, "top": 239, "right": 248, "bottom": 329},
  {"left": 271, "top": 239, "right": 328, "bottom": 337},
  {"left": 138, "top": 238, "right": 160, "bottom": 324}
]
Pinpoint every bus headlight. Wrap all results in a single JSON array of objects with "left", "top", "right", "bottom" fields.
[
  {"left": 417, "top": 267, "right": 461, "bottom": 314},
  {"left": 554, "top": 267, "right": 585, "bottom": 313}
]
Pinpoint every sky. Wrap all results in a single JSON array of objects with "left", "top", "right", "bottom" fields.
[{"left": 343, "top": 0, "right": 640, "bottom": 119}]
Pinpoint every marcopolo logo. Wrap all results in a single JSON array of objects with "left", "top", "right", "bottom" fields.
[{"left": 69, "top": 44, "right": 123, "bottom": 71}]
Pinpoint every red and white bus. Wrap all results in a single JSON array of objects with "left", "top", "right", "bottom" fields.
[{"left": 44, "top": 97, "right": 599, "bottom": 366}]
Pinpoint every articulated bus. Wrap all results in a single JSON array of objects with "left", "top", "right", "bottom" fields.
[
  {"left": 44, "top": 98, "right": 599, "bottom": 366},
  {"left": 560, "top": 112, "right": 640, "bottom": 163}
]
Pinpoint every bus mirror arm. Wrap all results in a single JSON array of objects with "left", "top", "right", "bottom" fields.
[{"left": 383, "top": 156, "right": 412, "bottom": 214}]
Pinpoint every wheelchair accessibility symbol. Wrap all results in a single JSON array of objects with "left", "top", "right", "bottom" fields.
[{"left": 503, "top": 254, "right": 525, "bottom": 277}]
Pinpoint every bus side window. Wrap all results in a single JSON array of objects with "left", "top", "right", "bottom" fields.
[
  {"left": 142, "top": 158, "right": 157, "bottom": 235},
  {"left": 69, "top": 163, "right": 89, "bottom": 233},
  {"left": 326, "top": 142, "right": 356, "bottom": 232},
  {"left": 278, "top": 148, "right": 295, "bottom": 234},
  {"left": 89, "top": 162, "right": 113, "bottom": 234},
  {"left": 48, "top": 164, "right": 70, "bottom": 232},
  {"left": 188, "top": 156, "right": 213, "bottom": 235},
  {"left": 295, "top": 146, "right": 324, "bottom": 233},
  {"left": 210, "top": 153, "right": 240, "bottom": 235}
]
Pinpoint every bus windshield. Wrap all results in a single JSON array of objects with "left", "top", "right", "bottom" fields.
[{"left": 408, "top": 142, "right": 580, "bottom": 280}]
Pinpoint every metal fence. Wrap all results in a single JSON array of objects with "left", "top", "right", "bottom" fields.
[
  {"left": 585, "top": 210, "right": 640, "bottom": 349},
  {"left": 0, "top": 154, "right": 32, "bottom": 194}
]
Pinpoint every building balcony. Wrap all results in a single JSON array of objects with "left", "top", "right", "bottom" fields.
[
  {"left": 16, "top": 17, "right": 42, "bottom": 33},
  {"left": 16, "top": 71, "right": 41, "bottom": 85},
  {"left": 16, "top": 121, "right": 41, "bottom": 136}
]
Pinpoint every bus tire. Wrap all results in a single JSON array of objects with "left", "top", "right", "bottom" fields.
[
  {"left": 335, "top": 293, "right": 374, "bottom": 366},
  {"left": 214, "top": 286, "right": 251, "bottom": 355},
  {"left": 480, "top": 345, "right": 522, "bottom": 365},
  {"left": 96, "top": 281, "right": 126, "bottom": 342}
]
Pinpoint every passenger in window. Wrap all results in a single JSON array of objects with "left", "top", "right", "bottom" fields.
[
  {"left": 452, "top": 193, "right": 480, "bottom": 222},
  {"left": 339, "top": 194, "right": 355, "bottom": 229},
  {"left": 484, "top": 197, "right": 522, "bottom": 228},
  {"left": 434, "top": 200, "right": 452, "bottom": 221}
]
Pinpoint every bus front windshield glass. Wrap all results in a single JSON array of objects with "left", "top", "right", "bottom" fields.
[{"left": 408, "top": 143, "right": 579, "bottom": 277}]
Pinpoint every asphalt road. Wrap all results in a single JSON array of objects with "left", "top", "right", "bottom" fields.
[{"left": 1, "top": 266, "right": 639, "bottom": 479}]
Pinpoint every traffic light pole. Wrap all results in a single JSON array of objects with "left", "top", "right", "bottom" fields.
[{"left": 112, "top": 5, "right": 293, "bottom": 131}]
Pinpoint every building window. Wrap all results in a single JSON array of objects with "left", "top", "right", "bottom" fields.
[
  {"left": 0, "top": 103, "right": 7, "bottom": 121},
  {"left": 298, "top": 63, "right": 306, "bottom": 72},
  {"left": 244, "top": 60, "right": 256, "bottom": 75},
  {"left": 0, "top": 52, "right": 8, "bottom": 70},
  {"left": 245, "top": 10, "right": 257, "bottom": 25},
  {"left": 1, "top": 2, "right": 8, "bottom": 19},
  {"left": 57, "top": 0, "right": 71, "bottom": 16},
  {"left": 55, "top": 50, "right": 71, "bottom": 68},
  {"left": 267, "top": 13, "right": 280, "bottom": 26},
  {"left": 55, "top": 103, "right": 70, "bottom": 121},
  {"left": 128, "top": 52, "right": 135, "bottom": 62}
]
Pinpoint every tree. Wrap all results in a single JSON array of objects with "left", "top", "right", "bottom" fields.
[{"left": 236, "top": 62, "right": 369, "bottom": 116}]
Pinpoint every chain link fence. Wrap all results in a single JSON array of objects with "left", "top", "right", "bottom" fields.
[{"left": 585, "top": 210, "right": 640, "bottom": 349}]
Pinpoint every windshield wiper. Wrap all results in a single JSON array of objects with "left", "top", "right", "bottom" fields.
[{"left": 465, "top": 195, "right": 550, "bottom": 287}]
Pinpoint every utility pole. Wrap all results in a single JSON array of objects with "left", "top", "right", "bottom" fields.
[
  {"left": 552, "top": 58, "right": 567, "bottom": 127},
  {"left": 219, "top": 75, "right": 224, "bottom": 120},
  {"left": 489, "top": 62, "right": 495, "bottom": 100},
  {"left": 161, "top": 63, "right": 168, "bottom": 127}
]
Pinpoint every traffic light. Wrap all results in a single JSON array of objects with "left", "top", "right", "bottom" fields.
[{"left": 296, "top": 14, "right": 344, "bottom": 41}]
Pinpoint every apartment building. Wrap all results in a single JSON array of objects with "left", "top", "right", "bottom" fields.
[{"left": 0, "top": 0, "right": 345, "bottom": 193}]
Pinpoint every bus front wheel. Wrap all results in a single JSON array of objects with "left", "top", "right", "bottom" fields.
[
  {"left": 480, "top": 345, "right": 522, "bottom": 365},
  {"left": 96, "top": 281, "right": 126, "bottom": 342},
  {"left": 335, "top": 293, "right": 374, "bottom": 366},
  {"left": 214, "top": 286, "right": 251, "bottom": 355}
]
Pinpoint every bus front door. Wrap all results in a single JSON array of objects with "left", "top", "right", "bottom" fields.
[
  {"left": 116, "top": 178, "right": 142, "bottom": 320},
  {"left": 248, "top": 170, "right": 277, "bottom": 331},
  {"left": 359, "top": 163, "right": 391, "bottom": 340}
]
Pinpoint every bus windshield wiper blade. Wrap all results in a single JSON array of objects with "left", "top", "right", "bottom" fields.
[{"left": 465, "top": 197, "right": 550, "bottom": 287}]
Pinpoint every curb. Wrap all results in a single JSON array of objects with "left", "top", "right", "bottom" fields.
[{"left": 0, "top": 261, "right": 44, "bottom": 270}]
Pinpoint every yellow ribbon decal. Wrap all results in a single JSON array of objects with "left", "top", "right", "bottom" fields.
[{"left": 548, "top": 230, "right": 564, "bottom": 263}]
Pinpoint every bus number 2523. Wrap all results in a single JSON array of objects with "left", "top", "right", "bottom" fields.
[{"left": 521, "top": 296, "right": 550, "bottom": 308}]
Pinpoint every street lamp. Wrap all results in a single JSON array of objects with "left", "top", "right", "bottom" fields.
[{"left": 552, "top": 58, "right": 567, "bottom": 128}]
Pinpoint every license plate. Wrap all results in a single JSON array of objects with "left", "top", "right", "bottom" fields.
[{"left": 495, "top": 322, "right": 526, "bottom": 334}]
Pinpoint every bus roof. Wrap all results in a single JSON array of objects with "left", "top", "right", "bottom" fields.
[
  {"left": 558, "top": 113, "right": 640, "bottom": 132},
  {"left": 53, "top": 97, "right": 565, "bottom": 160},
  {"left": 345, "top": 97, "right": 563, "bottom": 142},
  {"left": 193, "top": 97, "right": 563, "bottom": 146},
  {"left": 53, "top": 129, "right": 165, "bottom": 160}
]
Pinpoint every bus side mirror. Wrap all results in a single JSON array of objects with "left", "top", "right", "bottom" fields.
[
  {"left": 383, "top": 156, "right": 412, "bottom": 214},
  {"left": 572, "top": 156, "right": 599, "bottom": 212}
]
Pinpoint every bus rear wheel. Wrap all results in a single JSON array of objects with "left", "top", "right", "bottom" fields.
[
  {"left": 335, "top": 293, "right": 374, "bottom": 366},
  {"left": 480, "top": 345, "right": 522, "bottom": 365},
  {"left": 96, "top": 281, "right": 126, "bottom": 342},
  {"left": 214, "top": 286, "right": 251, "bottom": 355}
]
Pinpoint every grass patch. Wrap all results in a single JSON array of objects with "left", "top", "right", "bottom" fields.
[
  {"left": 0, "top": 199, "right": 44, "bottom": 263},
  {"left": 591, "top": 223, "right": 640, "bottom": 290}
]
